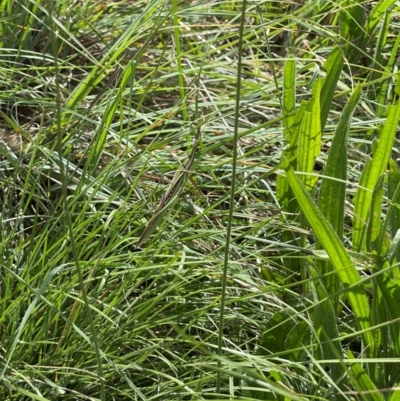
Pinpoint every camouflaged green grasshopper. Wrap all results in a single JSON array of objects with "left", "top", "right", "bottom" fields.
[{"left": 136, "top": 129, "right": 201, "bottom": 248}]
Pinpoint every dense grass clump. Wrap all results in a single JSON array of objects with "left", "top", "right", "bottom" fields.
[{"left": 1, "top": 0, "right": 400, "bottom": 400}]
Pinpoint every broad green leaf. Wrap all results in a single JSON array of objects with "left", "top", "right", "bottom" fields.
[
  {"left": 259, "top": 311, "right": 296, "bottom": 356},
  {"left": 277, "top": 101, "right": 307, "bottom": 210},
  {"left": 298, "top": 79, "right": 322, "bottom": 190},
  {"left": 346, "top": 350, "right": 385, "bottom": 401},
  {"left": 285, "top": 321, "right": 310, "bottom": 363},
  {"left": 340, "top": 0, "right": 366, "bottom": 47},
  {"left": 318, "top": 84, "right": 361, "bottom": 311},
  {"left": 320, "top": 47, "right": 344, "bottom": 131},
  {"left": 259, "top": 312, "right": 306, "bottom": 400},
  {"left": 372, "top": 277, "right": 385, "bottom": 365},
  {"left": 319, "top": 84, "right": 361, "bottom": 238},
  {"left": 353, "top": 100, "right": 400, "bottom": 251},
  {"left": 283, "top": 159, "right": 375, "bottom": 357}
]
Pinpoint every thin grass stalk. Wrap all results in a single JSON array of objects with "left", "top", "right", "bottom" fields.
[
  {"left": 216, "top": 0, "right": 247, "bottom": 393},
  {"left": 171, "top": 0, "right": 189, "bottom": 125},
  {"left": 50, "top": 9, "right": 105, "bottom": 401}
]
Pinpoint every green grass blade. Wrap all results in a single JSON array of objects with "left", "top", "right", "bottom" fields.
[
  {"left": 369, "top": 11, "right": 390, "bottom": 103},
  {"left": 171, "top": 0, "right": 188, "bottom": 124},
  {"left": 66, "top": 2, "right": 162, "bottom": 109},
  {"left": 375, "top": 262, "right": 400, "bottom": 356},
  {"left": 388, "top": 386, "right": 400, "bottom": 401},
  {"left": 283, "top": 158, "right": 375, "bottom": 357},
  {"left": 320, "top": 47, "right": 344, "bottom": 131},
  {"left": 283, "top": 60, "right": 296, "bottom": 135},
  {"left": 353, "top": 100, "right": 400, "bottom": 251},
  {"left": 365, "top": 0, "right": 397, "bottom": 37},
  {"left": 388, "top": 160, "right": 400, "bottom": 241},
  {"left": 309, "top": 266, "right": 344, "bottom": 395},
  {"left": 377, "top": 33, "right": 400, "bottom": 117},
  {"left": 88, "top": 67, "right": 128, "bottom": 171},
  {"left": 15, "top": 388, "right": 52, "bottom": 401},
  {"left": 217, "top": 0, "right": 247, "bottom": 391},
  {"left": 2, "top": 265, "right": 64, "bottom": 375},
  {"left": 366, "top": 175, "right": 385, "bottom": 252}
]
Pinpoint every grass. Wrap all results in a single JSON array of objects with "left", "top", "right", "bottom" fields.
[{"left": 1, "top": 0, "right": 400, "bottom": 400}]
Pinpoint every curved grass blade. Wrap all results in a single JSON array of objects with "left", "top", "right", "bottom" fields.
[
  {"left": 369, "top": 11, "right": 390, "bottom": 103},
  {"left": 320, "top": 47, "right": 344, "bottom": 131},
  {"left": 377, "top": 33, "right": 400, "bottom": 117},
  {"left": 66, "top": 1, "right": 165, "bottom": 109},
  {"left": 353, "top": 100, "right": 400, "bottom": 251},
  {"left": 283, "top": 158, "right": 376, "bottom": 358},
  {"left": 319, "top": 84, "right": 361, "bottom": 238}
]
